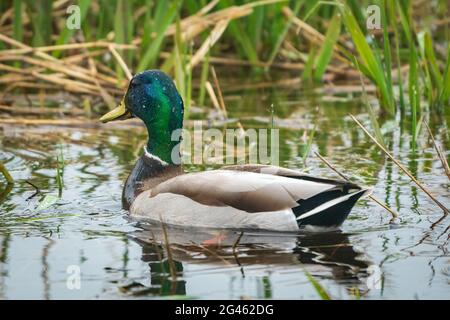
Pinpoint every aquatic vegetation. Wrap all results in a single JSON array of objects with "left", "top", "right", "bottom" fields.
[
  {"left": 299, "top": 125, "right": 316, "bottom": 165},
  {"left": 350, "top": 114, "right": 449, "bottom": 214},
  {"left": 425, "top": 122, "right": 450, "bottom": 181},
  {"left": 0, "top": 160, "right": 13, "bottom": 184},
  {"left": 35, "top": 194, "right": 59, "bottom": 211},
  {"left": 55, "top": 146, "right": 64, "bottom": 195},
  {"left": 0, "top": 88, "right": 448, "bottom": 299},
  {"left": 0, "top": 0, "right": 447, "bottom": 119},
  {"left": 303, "top": 269, "right": 331, "bottom": 300},
  {"left": 315, "top": 152, "right": 399, "bottom": 219},
  {"left": 198, "top": 50, "right": 210, "bottom": 107},
  {"left": 312, "top": 12, "right": 341, "bottom": 81}
]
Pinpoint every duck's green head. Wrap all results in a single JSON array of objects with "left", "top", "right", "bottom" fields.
[{"left": 100, "top": 70, "right": 184, "bottom": 165}]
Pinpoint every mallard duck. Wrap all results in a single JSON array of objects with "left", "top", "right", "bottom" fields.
[{"left": 100, "top": 70, "right": 370, "bottom": 232}]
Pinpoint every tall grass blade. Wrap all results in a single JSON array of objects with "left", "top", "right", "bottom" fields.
[
  {"left": 266, "top": 0, "right": 303, "bottom": 68},
  {"left": 440, "top": 45, "right": 450, "bottom": 102},
  {"left": 302, "top": 46, "right": 317, "bottom": 81},
  {"left": 198, "top": 50, "right": 210, "bottom": 107},
  {"left": 408, "top": 47, "right": 419, "bottom": 149},
  {"left": 53, "top": 0, "right": 91, "bottom": 57},
  {"left": 397, "top": 2, "right": 420, "bottom": 147},
  {"left": 13, "top": 0, "right": 23, "bottom": 67},
  {"left": 379, "top": 0, "right": 393, "bottom": 97},
  {"left": 423, "top": 32, "right": 443, "bottom": 92},
  {"left": 301, "top": 125, "right": 316, "bottom": 164},
  {"left": 56, "top": 156, "right": 63, "bottom": 196},
  {"left": 137, "top": 1, "right": 179, "bottom": 71},
  {"left": 340, "top": 5, "right": 395, "bottom": 115},
  {"left": 114, "top": 0, "right": 126, "bottom": 81},
  {"left": 418, "top": 32, "right": 435, "bottom": 107},
  {"left": 173, "top": 16, "right": 192, "bottom": 121},
  {"left": 304, "top": 269, "right": 331, "bottom": 300},
  {"left": 25, "top": 0, "right": 53, "bottom": 46},
  {"left": 13, "top": 0, "right": 23, "bottom": 43},
  {"left": 355, "top": 59, "right": 385, "bottom": 147},
  {"left": 185, "top": 43, "right": 193, "bottom": 121},
  {"left": 313, "top": 12, "right": 341, "bottom": 81},
  {"left": 219, "top": 0, "right": 259, "bottom": 63},
  {"left": 174, "top": 17, "right": 186, "bottom": 106},
  {"left": 0, "top": 161, "right": 13, "bottom": 184},
  {"left": 141, "top": 0, "right": 161, "bottom": 51},
  {"left": 248, "top": 6, "right": 264, "bottom": 50},
  {"left": 303, "top": 1, "right": 394, "bottom": 114},
  {"left": 387, "top": 0, "right": 405, "bottom": 111}
]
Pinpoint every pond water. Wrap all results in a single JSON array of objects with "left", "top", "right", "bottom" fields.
[{"left": 0, "top": 78, "right": 449, "bottom": 299}]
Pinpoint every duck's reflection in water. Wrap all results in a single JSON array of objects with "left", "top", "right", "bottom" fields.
[{"left": 124, "top": 223, "right": 370, "bottom": 297}]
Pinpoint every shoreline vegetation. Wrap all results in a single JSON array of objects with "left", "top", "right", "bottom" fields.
[{"left": 0, "top": 1, "right": 448, "bottom": 115}]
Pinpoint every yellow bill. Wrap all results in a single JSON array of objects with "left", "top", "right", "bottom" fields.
[{"left": 100, "top": 98, "right": 132, "bottom": 123}]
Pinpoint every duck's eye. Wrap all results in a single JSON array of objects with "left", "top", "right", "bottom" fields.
[
  {"left": 129, "top": 76, "right": 151, "bottom": 89},
  {"left": 130, "top": 77, "right": 144, "bottom": 88}
]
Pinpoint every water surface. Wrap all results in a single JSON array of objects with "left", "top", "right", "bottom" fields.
[{"left": 0, "top": 81, "right": 449, "bottom": 299}]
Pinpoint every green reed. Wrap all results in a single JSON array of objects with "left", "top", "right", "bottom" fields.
[
  {"left": 24, "top": 0, "right": 53, "bottom": 47},
  {"left": 313, "top": 11, "right": 341, "bottom": 81},
  {"left": 266, "top": 0, "right": 304, "bottom": 68},
  {"left": 303, "top": 269, "right": 331, "bottom": 300},
  {"left": 54, "top": 0, "right": 91, "bottom": 57},
  {"left": 198, "top": 49, "right": 210, "bottom": 107},
  {"left": 0, "top": 161, "right": 13, "bottom": 184},
  {"left": 13, "top": 0, "right": 23, "bottom": 43},
  {"left": 138, "top": 1, "right": 180, "bottom": 72},
  {"left": 2, "top": 0, "right": 449, "bottom": 127},
  {"left": 173, "top": 16, "right": 192, "bottom": 121},
  {"left": 56, "top": 145, "right": 64, "bottom": 195}
]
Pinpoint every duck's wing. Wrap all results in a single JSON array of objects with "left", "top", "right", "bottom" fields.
[
  {"left": 131, "top": 167, "right": 370, "bottom": 230},
  {"left": 150, "top": 169, "right": 343, "bottom": 213},
  {"left": 222, "top": 163, "right": 360, "bottom": 188}
]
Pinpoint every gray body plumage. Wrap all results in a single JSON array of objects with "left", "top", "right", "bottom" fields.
[{"left": 126, "top": 157, "right": 371, "bottom": 232}]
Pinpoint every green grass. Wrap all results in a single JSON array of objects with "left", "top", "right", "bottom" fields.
[
  {"left": 304, "top": 269, "right": 331, "bottom": 300},
  {"left": 56, "top": 145, "right": 64, "bottom": 195},
  {"left": 0, "top": 161, "right": 13, "bottom": 184},
  {"left": 172, "top": 16, "right": 192, "bottom": 121},
  {"left": 300, "top": 125, "right": 316, "bottom": 165},
  {"left": 340, "top": 4, "right": 395, "bottom": 115},
  {"left": 302, "top": 46, "right": 317, "bottom": 81},
  {"left": 137, "top": 1, "right": 180, "bottom": 72},
  {"left": 356, "top": 59, "right": 385, "bottom": 147},
  {"left": 303, "top": 1, "right": 396, "bottom": 114},
  {"left": 36, "top": 194, "right": 59, "bottom": 211},
  {"left": 198, "top": 49, "right": 210, "bottom": 107},
  {"left": 440, "top": 45, "right": 450, "bottom": 103},
  {"left": 1, "top": 0, "right": 449, "bottom": 127},
  {"left": 313, "top": 11, "right": 341, "bottom": 81},
  {"left": 397, "top": 1, "right": 421, "bottom": 148},
  {"left": 266, "top": 0, "right": 304, "bottom": 68},
  {"left": 218, "top": 0, "right": 260, "bottom": 64},
  {"left": 386, "top": 0, "right": 405, "bottom": 111},
  {"left": 25, "top": 0, "right": 53, "bottom": 47},
  {"left": 53, "top": 0, "right": 91, "bottom": 57},
  {"left": 113, "top": 0, "right": 126, "bottom": 81},
  {"left": 13, "top": 0, "right": 23, "bottom": 43},
  {"left": 379, "top": 0, "right": 393, "bottom": 107}
]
